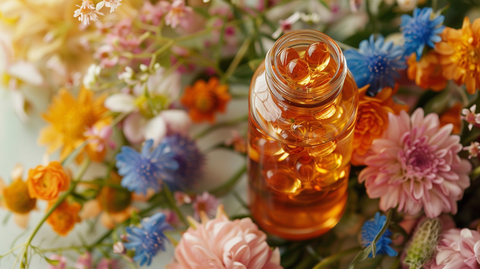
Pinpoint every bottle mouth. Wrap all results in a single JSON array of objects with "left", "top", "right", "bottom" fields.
[{"left": 265, "top": 30, "right": 347, "bottom": 107}]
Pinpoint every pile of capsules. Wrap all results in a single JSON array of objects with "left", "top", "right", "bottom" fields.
[{"left": 276, "top": 41, "right": 332, "bottom": 89}]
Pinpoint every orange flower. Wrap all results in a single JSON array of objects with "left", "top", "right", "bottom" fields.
[
  {"left": 440, "top": 102, "right": 463, "bottom": 134},
  {"left": 435, "top": 17, "right": 480, "bottom": 94},
  {"left": 38, "top": 87, "right": 110, "bottom": 163},
  {"left": 27, "top": 161, "right": 70, "bottom": 201},
  {"left": 352, "top": 85, "right": 408, "bottom": 165},
  {"left": 80, "top": 172, "right": 137, "bottom": 229},
  {"left": 0, "top": 165, "right": 37, "bottom": 229},
  {"left": 47, "top": 200, "right": 81, "bottom": 236},
  {"left": 407, "top": 52, "right": 447, "bottom": 91},
  {"left": 180, "top": 77, "right": 230, "bottom": 123}
]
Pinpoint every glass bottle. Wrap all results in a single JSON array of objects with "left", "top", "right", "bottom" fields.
[{"left": 248, "top": 30, "right": 358, "bottom": 240}]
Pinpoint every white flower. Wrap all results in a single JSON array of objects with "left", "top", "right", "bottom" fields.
[
  {"left": 96, "top": 0, "right": 122, "bottom": 13},
  {"left": 83, "top": 64, "right": 101, "bottom": 90},
  {"left": 461, "top": 104, "right": 480, "bottom": 131},
  {"left": 300, "top": 12, "right": 320, "bottom": 24},
  {"left": 464, "top": 142, "right": 480, "bottom": 159},
  {"left": 395, "top": 0, "right": 417, "bottom": 11},
  {"left": 74, "top": 0, "right": 104, "bottom": 26}
]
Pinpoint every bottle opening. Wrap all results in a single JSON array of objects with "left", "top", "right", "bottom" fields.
[{"left": 265, "top": 30, "right": 347, "bottom": 107}]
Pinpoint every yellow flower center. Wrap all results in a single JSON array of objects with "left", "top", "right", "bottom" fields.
[
  {"left": 453, "top": 42, "right": 480, "bottom": 75},
  {"left": 3, "top": 179, "right": 36, "bottom": 214},
  {"left": 61, "top": 107, "right": 97, "bottom": 141}
]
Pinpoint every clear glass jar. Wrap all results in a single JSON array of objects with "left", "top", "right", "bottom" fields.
[{"left": 248, "top": 30, "right": 358, "bottom": 240}]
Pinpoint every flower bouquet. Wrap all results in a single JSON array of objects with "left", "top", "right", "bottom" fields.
[{"left": 0, "top": 0, "right": 480, "bottom": 268}]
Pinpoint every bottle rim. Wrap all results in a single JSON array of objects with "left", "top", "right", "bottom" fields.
[{"left": 265, "top": 29, "right": 347, "bottom": 107}]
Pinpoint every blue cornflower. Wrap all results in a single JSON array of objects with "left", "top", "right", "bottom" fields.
[
  {"left": 162, "top": 134, "right": 205, "bottom": 191},
  {"left": 360, "top": 212, "right": 397, "bottom": 257},
  {"left": 124, "top": 212, "right": 172, "bottom": 266},
  {"left": 401, "top": 7, "right": 445, "bottom": 59},
  {"left": 116, "top": 139, "right": 179, "bottom": 195},
  {"left": 345, "top": 35, "right": 406, "bottom": 96}
]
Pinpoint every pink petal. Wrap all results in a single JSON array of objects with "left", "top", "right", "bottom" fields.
[
  {"left": 144, "top": 116, "right": 167, "bottom": 146},
  {"left": 123, "top": 112, "right": 147, "bottom": 144}
]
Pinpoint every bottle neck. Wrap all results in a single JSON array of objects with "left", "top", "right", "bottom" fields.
[{"left": 264, "top": 30, "right": 347, "bottom": 108}]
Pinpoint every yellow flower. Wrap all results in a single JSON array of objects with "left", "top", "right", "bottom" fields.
[
  {"left": 0, "top": 165, "right": 37, "bottom": 229},
  {"left": 38, "top": 87, "right": 110, "bottom": 163},
  {"left": 351, "top": 85, "right": 408, "bottom": 165},
  {"left": 47, "top": 200, "right": 81, "bottom": 236},
  {"left": 435, "top": 17, "right": 480, "bottom": 94}
]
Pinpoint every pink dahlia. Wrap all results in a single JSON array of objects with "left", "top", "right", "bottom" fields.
[
  {"left": 427, "top": 228, "right": 480, "bottom": 268},
  {"left": 167, "top": 206, "right": 282, "bottom": 269},
  {"left": 359, "top": 108, "right": 471, "bottom": 218}
]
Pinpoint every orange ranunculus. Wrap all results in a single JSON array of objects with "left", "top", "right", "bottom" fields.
[
  {"left": 351, "top": 85, "right": 408, "bottom": 165},
  {"left": 27, "top": 161, "right": 70, "bottom": 201},
  {"left": 435, "top": 17, "right": 480, "bottom": 94},
  {"left": 180, "top": 77, "right": 230, "bottom": 123},
  {"left": 407, "top": 52, "right": 447, "bottom": 91},
  {"left": 440, "top": 102, "right": 463, "bottom": 134},
  {"left": 47, "top": 200, "right": 81, "bottom": 236}
]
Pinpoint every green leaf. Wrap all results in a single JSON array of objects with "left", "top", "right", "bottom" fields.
[
  {"left": 130, "top": 211, "right": 141, "bottom": 226},
  {"left": 45, "top": 257, "right": 60, "bottom": 266},
  {"left": 317, "top": 0, "right": 331, "bottom": 10}
]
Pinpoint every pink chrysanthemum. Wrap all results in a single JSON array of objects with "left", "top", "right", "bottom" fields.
[
  {"left": 166, "top": 205, "right": 282, "bottom": 269},
  {"left": 192, "top": 191, "right": 219, "bottom": 220},
  {"left": 359, "top": 108, "right": 471, "bottom": 218},
  {"left": 426, "top": 228, "right": 480, "bottom": 269}
]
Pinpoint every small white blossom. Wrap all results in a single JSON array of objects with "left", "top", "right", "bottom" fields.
[
  {"left": 272, "top": 12, "right": 301, "bottom": 39},
  {"left": 74, "top": 0, "right": 104, "bottom": 26},
  {"left": 119, "top": 66, "right": 136, "bottom": 85},
  {"left": 300, "top": 13, "right": 320, "bottom": 24},
  {"left": 83, "top": 64, "right": 101, "bottom": 89},
  {"left": 464, "top": 142, "right": 480, "bottom": 159},
  {"left": 96, "top": 0, "right": 122, "bottom": 13},
  {"left": 461, "top": 104, "right": 480, "bottom": 131}
]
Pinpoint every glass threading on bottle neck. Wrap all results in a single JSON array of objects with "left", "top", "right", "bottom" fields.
[{"left": 264, "top": 30, "right": 347, "bottom": 108}]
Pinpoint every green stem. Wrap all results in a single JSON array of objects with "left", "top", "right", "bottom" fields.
[
  {"left": 313, "top": 246, "right": 363, "bottom": 269},
  {"left": 193, "top": 114, "right": 248, "bottom": 139},
  {"left": 37, "top": 243, "right": 113, "bottom": 253},
  {"left": 163, "top": 185, "right": 188, "bottom": 227},
  {"left": 365, "top": 0, "right": 378, "bottom": 34},
  {"left": 210, "top": 164, "right": 247, "bottom": 197},
  {"left": 223, "top": 38, "right": 252, "bottom": 81}
]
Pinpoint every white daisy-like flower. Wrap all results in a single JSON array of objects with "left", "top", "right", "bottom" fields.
[
  {"left": 74, "top": 0, "right": 104, "bottom": 26},
  {"left": 461, "top": 104, "right": 480, "bottom": 131},
  {"left": 96, "top": 0, "right": 122, "bottom": 13}
]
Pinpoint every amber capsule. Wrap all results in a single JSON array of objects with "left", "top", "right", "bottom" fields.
[
  {"left": 306, "top": 72, "right": 332, "bottom": 88},
  {"left": 286, "top": 59, "right": 310, "bottom": 83},
  {"left": 277, "top": 47, "right": 301, "bottom": 76},
  {"left": 305, "top": 42, "right": 330, "bottom": 71}
]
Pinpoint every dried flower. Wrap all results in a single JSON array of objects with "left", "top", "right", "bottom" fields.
[
  {"left": 115, "top": 139, "right": 179, "bottom": 195},
  {"left": 359, "top": 109, "right": 471, "bottom": 218},
  {"left": 125, "top": 213, "right": 172, "bottom": 266},
  {"left": 192, "top": 192, "right": 219, "bottom": 220},
  {"left": 167, "top": 205, "right": 282, "bottom": 269},
  {"left": 461, "top": 104, "right": 480, "bottom": 131},
  {"left": 181, "top": 77, "right": 231, "bottom": 123},
  {"left": 39, "top": 88, "right": 109, "bottom": 163},
  {"left": 47, "top": 200, "right": 81, "bottom": 236},
  {"left": 401, "top": 7, "right": 444, "bottom": 58},
  {"left": 407, "top": 52, "right": 447, "bottom": 91},
  {"left": 435, "top": 17, "right": 480, "bottom": 94},
  {"left": 352, "top": 85, "right": 407, "bottom": 165},
  {"left": 426, "top": 228, "right": 480, "bottom": 269},
  {"left": 345, "top": 35, "right": 406, "bottom": 96},
  {"left": 74, "top": 0, "right": 104, "bottom": 26},
  {"left": 361, "top": 212, "right": 397, "bottom": 257},
  {"left": 0, "top": 165, "right": 36, "bottom": 229},
  {"left": 404, "top": 218, "right": 442, "bottom": 269},
  {"left": 464, "top": 142, "right": 480, "bottom": 159},
  {"left": 27, "top": 161, "right": 70, "bottom": 201}
]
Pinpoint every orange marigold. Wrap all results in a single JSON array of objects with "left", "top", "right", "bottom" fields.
[
  {"left": 38, "top": 87, "right": 110, "bottom": 163},
  {"left": 436, "top": 17, "right": 480, "bottom": 94},
  {"left": 47, "top": 200, "right": 81, "bottom": 236},
  {"left": 180, "top": 77, "right": 230, "bottom": 123},
  {"left": 27, "top": 161, "right": 70, "bottom": 201},
  {"left": 351, "top": 85, "right": 408, "bottom": 165},
  {"left": 440, "top": 102, "right": 463, "bottom": 134},
  {"left": 407, "top": 52, "right": 447, "bottom": 91}
]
